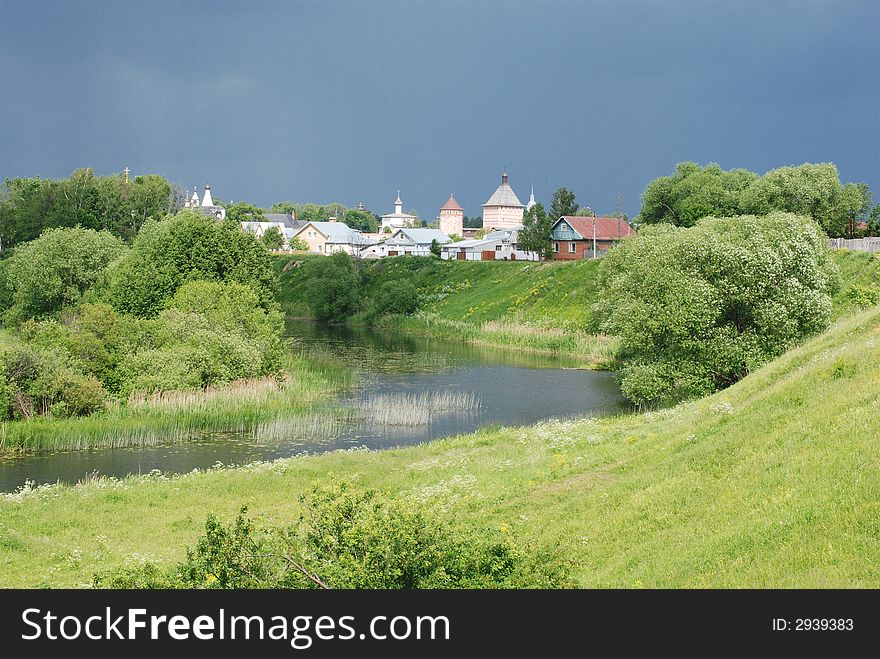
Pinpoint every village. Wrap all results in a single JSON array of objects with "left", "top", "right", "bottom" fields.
[{"left": 181, "top": 172, "right": 637, "bottom": 262}]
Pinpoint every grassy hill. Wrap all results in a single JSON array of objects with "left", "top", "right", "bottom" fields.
[{"left": 2, "top": 303, "right": 877, "bottom": 587}]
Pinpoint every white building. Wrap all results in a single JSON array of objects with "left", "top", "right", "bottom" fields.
[
  {"left": 441, "top": 227, "right": 537, "bottom": 261},
  {"left": 380, "top": 191, "right": 419, "bottom": 231},
  {"left": 482, "top": 172, "right": 524, "bottom": 230},
  {"left": 360, "top": 228, "right": 451, "bottom": 258},
  {"left": 184, "top": 183, "right": 227, "bottom": 220}
]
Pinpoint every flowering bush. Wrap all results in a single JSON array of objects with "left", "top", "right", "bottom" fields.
[{"left": 593, "top": 212, "right": 837, "bottom": 406}]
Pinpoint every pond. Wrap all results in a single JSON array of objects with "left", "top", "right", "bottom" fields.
[{"left": 0, "top": 320, "right": 627, "bottom": 491}]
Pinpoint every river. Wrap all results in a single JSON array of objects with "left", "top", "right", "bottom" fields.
[{"left": 0, "top": 320, "right": 626, "bottom": 491}]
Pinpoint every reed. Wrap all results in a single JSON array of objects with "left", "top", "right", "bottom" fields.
[{"left": 357, "top": 390, "right": 481, "bottom": 426}]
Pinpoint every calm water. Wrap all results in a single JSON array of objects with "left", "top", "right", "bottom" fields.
[{"left": 0, "top": 321, "right": 626, "bottom": 491}]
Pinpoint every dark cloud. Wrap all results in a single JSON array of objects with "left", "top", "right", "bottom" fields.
[{"left": 1, "top": 0, "right": 877, "bottom": 218}]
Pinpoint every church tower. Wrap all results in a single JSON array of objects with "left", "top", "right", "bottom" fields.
[
  {"left": 438, "top": 194, "right": 464, "bottom": 236},
  {"left": 482, "top": 172, "right": 525, "bottom": 230}
]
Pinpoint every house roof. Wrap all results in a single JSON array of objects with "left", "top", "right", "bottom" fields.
[
  {"left": 553, "top": 216, "right": 636, "bottom": 241},
  {"left": 264, "top": 213, "right": 302, "bottom": 229},
  {"left": 440, "top": 195, "right": 463, "bottom": 211},
  {"left": 388, "top": 228, "right": 451, "bottom": 245},
  {"left": 483, "top": 173, "right": 524, "bottom": 208},
  {"left": 295, "top": 221, "right": 369, "bottom": 243}
]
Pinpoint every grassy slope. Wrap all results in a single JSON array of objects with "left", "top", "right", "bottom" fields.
[{"left": 2, "top": 304, "right": 878, "bottom": 588}]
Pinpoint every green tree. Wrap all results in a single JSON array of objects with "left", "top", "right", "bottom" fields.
[
  {"left": 2, "top": 227, "right": 127, "bottom": 324},
  {"left": 289, "top": 236, "right": 308, "bottom": 251},
  {"left": 343, "top": 209, "right": 379, "bottom": 233},
  {"left": 226, "top": 202, "right": 267, "bottom": 224},
  {"left": 101, "top": 210, "right": 277, "bottom": 318},
  {"left": 550, "top": 187, "right": 579, "bottom": 221},
  {"left": 868, "top": 204, "right": 880, "bottom": 237},
  {"left": 518, "top": 203, "right": 554, "bottom": 260},
  {"left": 300, "top": 252, "right": 359, "bottom": 322},
  {"left": 637, "top": 162, "right": 757, "bottom": 227},
  {"left": 261, "top": 225, "right": 284, "bottom": 250},
  {"left": 429, "top": 238, "right": 442, "bottom": 257},
  {"left": 592, "top": 212, "right": 836, "bottom": 407}
]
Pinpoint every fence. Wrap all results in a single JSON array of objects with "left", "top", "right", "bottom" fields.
[{"left": 828, "top": 237, "right": 880, "bottom": 253}]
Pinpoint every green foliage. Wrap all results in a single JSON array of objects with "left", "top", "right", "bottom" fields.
[
  {"left": 300, "top": 252, "right": 359, "bottom": 322},
  {"left": 518, "top": 202, "right": 554, "bottom": 260},
  {"left": 370, "top": 280, "right": 421, "bottom": 319},
  {"left": 0, "top": 169, "right": 173, "bottom": 248},
  {"left": 95, "top": 482, "right": 569, "bottom": 589},
  {"left": 2, "top": 227, "right": 127, "bottom": 325},
  {"left": 0, "top": 343, "right": 108, "bottom": 421},
  {"left": 101, "top": 210, "right": 277, "bottom": 317},
  {"left": 429, "top": 238, "right": 442, "bottom": 257},
  {"left": 550, "top": 187, "right": 579, "bottom": 220},
  {"left": 288, "top": 236, "right": 308, "bottom": 251},
  {"left": 638, "top": 162, "right": 873, "bottom": 237},
  {"left": 261, "top": 225, "right": 284, "bottom": 251},
  {"left": 225, "top": 202, "right": 266, "bottom": 224},
  {"left": 593, "top": 212, "right": 836, "bottom": 406},
  {"left": 119, "top": 280, "right": 284, "bottom": 394}
]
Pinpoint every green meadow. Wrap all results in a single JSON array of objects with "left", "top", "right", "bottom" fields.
[{"left": 2, "top": 303, "right": 877, "bottom": 588}]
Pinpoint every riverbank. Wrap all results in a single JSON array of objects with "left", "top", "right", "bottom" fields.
[
  {"left": 0, "top": 354, "right": 352, "bottom": 453},
  {"left": 2, "top": 304, "right": 877, "bottom": 588},
  {"left": 274, "top": 250, "right": 880, "bottom": 365}
]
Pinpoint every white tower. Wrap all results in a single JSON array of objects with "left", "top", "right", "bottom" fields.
[{"left": 201, "top": 183, "right": 214, "bottom": 207}]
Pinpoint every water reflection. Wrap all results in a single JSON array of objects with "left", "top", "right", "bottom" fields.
[{"left": 0, "top": 321, "right": 625, "bottom": 491}]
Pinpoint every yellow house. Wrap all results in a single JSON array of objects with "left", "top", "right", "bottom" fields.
[{"left": 292, "top": 221, "right": 374, "bottom": 255}]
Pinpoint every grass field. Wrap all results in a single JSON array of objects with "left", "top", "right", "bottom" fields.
[{"left": 2, "top": 303, "right": 877, "bottom": 588}]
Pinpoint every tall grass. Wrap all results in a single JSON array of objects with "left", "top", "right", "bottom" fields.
[
  {"left": 357, "top": 390, "right": 481, "bottom": 426},
  {"left": 0, "top": 355, "right": 353, "bottom": 453}
]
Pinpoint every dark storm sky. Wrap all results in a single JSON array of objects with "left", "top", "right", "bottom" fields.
[{"left": 1, "top": 0, "right": 878, "bottom": 219}]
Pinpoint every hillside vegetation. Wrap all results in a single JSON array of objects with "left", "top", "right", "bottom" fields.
[
  {"left": 275, "top": 250, "right": 879, "bottom": 363},
  {"left": 2, "top": 303, "right": 877, "bottom": 587}
]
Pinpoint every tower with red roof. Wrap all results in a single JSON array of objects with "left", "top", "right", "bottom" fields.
[{"left": 438, "top": 194, "right": 464, "bottom": 236}]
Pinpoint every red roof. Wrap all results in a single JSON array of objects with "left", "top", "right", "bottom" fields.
[
  {"left": 440, "top": 195, "right": 463, "bottom": 211},
  {"left": 556, "top": 216, "right": 636, "bottom": 241}
]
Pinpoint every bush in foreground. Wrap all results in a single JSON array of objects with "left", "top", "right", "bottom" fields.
[
  {"left": 95, "top": 482, "right": 569, "bottom": 589},
  {"left": 593, "top": 212, "right": 837, "bottom": 406}
]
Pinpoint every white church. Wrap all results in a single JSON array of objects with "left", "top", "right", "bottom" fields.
[{"left": 183, "top": 183, "right": 227, "bottom": 220}]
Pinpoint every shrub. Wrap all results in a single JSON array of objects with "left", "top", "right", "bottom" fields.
[
  {"left": 370, "top": 280, "right": 421, "bottom": 318},
  {"left": 0, "top": 344, "right": 108, "bottom": 420},
  {"left": 300, "top": 252, "right": 360, "bottom": 322},
  {"left": 95, "top": 482, "right": 569, "bottom": 589},
  {"left": 2, "top": 227, "right": 127, "bottom": 324},
  {"left": 100, "top": 210, "right": 277, "bottom": 318},
  {"left": 593, "top": 212, "right": 837, "bottom": 406}
]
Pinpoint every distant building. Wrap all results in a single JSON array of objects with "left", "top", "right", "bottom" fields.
[
  {"left": 525, "top": 186, "right": 537, "bottom": 212},
  {"left": 380, "top": 191, "right": 419, "bottom": 231},
  {"left": 183, "top": 183, "right": 227, "bottom": 221},
  {"left": 240, "top": 212, "right": 306, "bottom": 250},
  {"left": 438, "top": 195, "right": 464, "bottom": 236},
  {"left": 441, "top": 227, "right": 537, "bottom": 261},
  {"left": 550, "top": 216, "right": 636, "bottom": 259},
  {"left": 482, "top": 172, "right": 524, "bottom": 230},
  {"left": 292, "top": 221, "right": 376, "bottom": 255}
]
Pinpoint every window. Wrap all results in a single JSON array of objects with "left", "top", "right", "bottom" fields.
[
  {"left": 553, "top": 242, "right": 560, "bottom": 253},
  {"left": 495, "top": 244, "right": 502, "bottom": 251},
  {"left": 569, "top": 242, "right": 576, "bottom": 253},
  {"left": 317, "top": 245, "right": 322, "bottom": 252}
]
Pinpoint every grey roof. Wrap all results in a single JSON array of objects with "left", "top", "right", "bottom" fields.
[
  {"left": 388, "top": 228, "right": 451, "bottom": 245},
  {"left": 483, "top": 182, "right": 524, "bottom": 208},
  {"left": 299, "top": 221, "right": 375, "bottom": 244},
  {"left": 264, "top": 213, "right": 303, "bottom": 229}
]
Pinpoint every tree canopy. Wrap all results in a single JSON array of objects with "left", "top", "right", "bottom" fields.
[
  {"left": 518, "top": 203, "right": 554, "bottom": 260},
  {"left": 593, "top": 212, "right": 837, "bottom": 406},
  {"left": 0, "top": 169, "right": 174, "bottom": 248},
  {"left": 636, "top": 162, "right": 873, "bottom": 237},
  {"left": 100, "top": 210, "right": 277, "bottom": 318},
  {"left": 1, "top": 227, "right": 127, "bottom": 325},
  {"left": 550, "top": 187, "right": 579, "bottom": 220}
]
